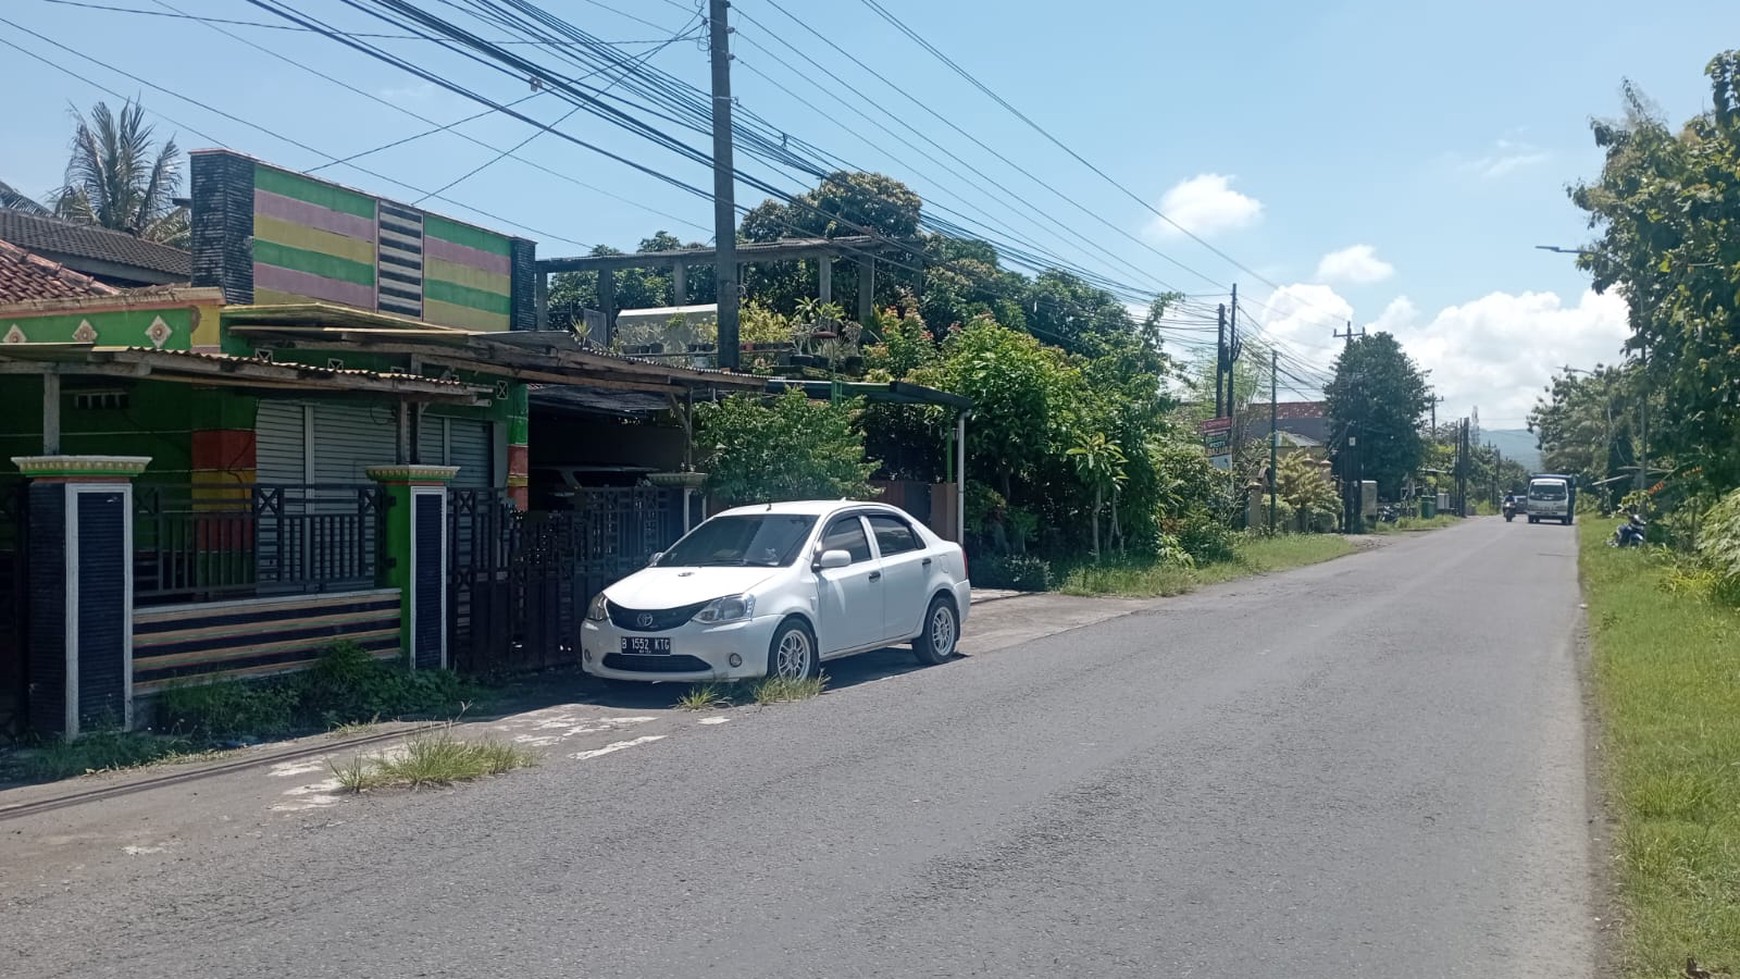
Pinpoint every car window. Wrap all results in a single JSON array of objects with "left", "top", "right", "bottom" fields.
[
  {"left": 1529, "top": 482, "right": 1567, "bottom": 501},
  {"left": 867, "top": 514, "right": 921, "bottom": 556},
  {"left": 821, "top": 516, "right": 873, "bottom": 564}
]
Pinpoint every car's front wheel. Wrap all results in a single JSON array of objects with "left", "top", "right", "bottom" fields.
[
  {"left": 912, "top": 595, "right": 959, "bottom": 666},
  {"left": 767, "top": 619, "right": 819, "bottom": 681}
]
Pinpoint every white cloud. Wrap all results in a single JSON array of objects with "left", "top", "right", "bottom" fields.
[
  {"left": 1460, "top": 139, "right": 1549, "bottom": 179},
  {"left": 1149, "top": 174, "right": 1262, "bottom": 238},
  {"left": 1241, "top": 283, "right": 1354, "bottom": 398},
  {"left": 1373, "top": 289, "right": 1630, "bottom": 427},
  {"left": 1315, "top": 244, "right": 1395, "bottom": 285}
]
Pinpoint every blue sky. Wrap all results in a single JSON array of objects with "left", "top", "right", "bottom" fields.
[{"left": 4, "top": 0, "right": 1738, "bottom": 427}]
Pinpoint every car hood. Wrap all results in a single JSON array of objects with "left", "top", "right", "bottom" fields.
[{"left": 604, "top": 566, "right": 783, "bottom": 610}]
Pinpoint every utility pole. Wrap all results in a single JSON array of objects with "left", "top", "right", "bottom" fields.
[
  {"left": 1269, "top": 349, "right": 1278, "bottom": 535},
  {"left": 1458, "top": 418, "right": 1470, "bottom": 516},
  {"left": 1226, "top": 284, "right": 1239, "bottom": 420},
  {"left": 1215, "top": 303, "right": 1226, "bottom": 419},
  {"left": 708, "top": 0, "right": 740, "bottom": 370}
]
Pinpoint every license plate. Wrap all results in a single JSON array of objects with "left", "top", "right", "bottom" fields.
[{"left": 621, "top": 637, "right": 672, "bottom": 655}]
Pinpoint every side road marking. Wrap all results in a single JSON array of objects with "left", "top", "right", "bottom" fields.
[{"left": 570, "top": 736, "right": 667, "bottom": 761}]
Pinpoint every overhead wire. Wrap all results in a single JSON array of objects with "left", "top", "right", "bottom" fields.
[{"left": 0, "top": 17, "right": 597, "bottom": 249}]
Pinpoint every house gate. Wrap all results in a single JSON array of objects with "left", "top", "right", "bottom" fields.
[{"left": 448, "top": 487, "right": 680, "bottom": 674}]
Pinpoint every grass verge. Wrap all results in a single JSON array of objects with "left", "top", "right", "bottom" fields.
[
  {"left": 2, "top": 730, "right": 227, "bottom": 782},
  {"left": 1579, "top": 519, "right": 1740, "bottom": 976},
  {"left": 1059, "top": 532, "right": 1357, "bottom": 598},
  {"left": 331, "top": 727, "right": 536, "bottom": 792},
  {"left": 1372, "top": 514, "right": 1462, "bottom": 534}
]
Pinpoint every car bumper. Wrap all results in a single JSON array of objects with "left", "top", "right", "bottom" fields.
[{"left": 579, "top": 615, "right": 782, "bottom": 682}]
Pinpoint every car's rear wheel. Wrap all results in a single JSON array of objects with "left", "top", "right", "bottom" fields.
[
  {"left": 768, "top": 619, "right": 818, "bottom": 681},
  {"left": 912, "top": 595, "right": 959, "bottom": 666}
]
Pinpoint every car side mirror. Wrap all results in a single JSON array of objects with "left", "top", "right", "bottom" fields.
[{"left": 815, "top": 549, "right": 852, "bottom": 571}]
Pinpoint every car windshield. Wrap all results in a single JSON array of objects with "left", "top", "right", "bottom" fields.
[
  {"left": 1529, "top": 483, "right": 1568, "bottom": 501},
  {"left": 654, "top": 514, "right": 818, "bottom": 568}
]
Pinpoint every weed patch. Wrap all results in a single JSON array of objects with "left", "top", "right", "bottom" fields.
[
  {"left": 6, "top": 730, "right": 220, "bottom": 782},
  {"left": 753, "top": 674, "right": 827, "bottom": 704},
  {"left": 156, "top": 642, "right": 483, "bottom": 744},
  {"left": 1580, "top": 520, "right": 1740, "bottom": 975},
  {"left": 331, "top": 727, "right": 535, "bottom": 792},
  {"left": 676, "top": 684, "right": 734, "bottom": 711},
  {"left": 1373, "top": 514, "right": 1461, "bottom": 534}
]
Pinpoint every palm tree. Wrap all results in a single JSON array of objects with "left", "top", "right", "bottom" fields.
[
  {"left": 47, "top": 100, "right": 188, "bottom": 246},
  {"left": 0, "top": 178, "right": 50, "bottom": 214}
]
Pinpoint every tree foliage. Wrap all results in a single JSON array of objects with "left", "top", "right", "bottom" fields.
[
  {"left": 1323, "top": 333, "right": 1432, "bottom": 498},
  {"left": 697, "top": 389, "right": 878, "bottom": 508},
  {"left": 52, "top": 101, "right": 187, "bottom": 246},
  {"left": 1527, "top": 364, "right": 1642, "bottom": 504},
  {"left": 1572, "top": 51, "right": 1740, "bottom": 493}
]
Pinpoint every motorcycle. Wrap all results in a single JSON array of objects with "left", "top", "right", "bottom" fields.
[
  {"left": 1610, "top": 513, "right": 1647, "bottom": 548},
  {"left": 1502, "top": 497, "right": 1519, "bottom": 522}
]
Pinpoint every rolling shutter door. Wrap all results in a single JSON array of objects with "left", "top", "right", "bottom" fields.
[
  {"left": 312, "top": 402, "right": 398, "bottom": 484},
  {"left": 448, "top": 420, "right": 493, "bottom": 488},
  {"left": 255, "top": 400, "right": 309, "bottom": 485},
  {"left": 417, "top": 414, "right": 494, "bottom": 488}
]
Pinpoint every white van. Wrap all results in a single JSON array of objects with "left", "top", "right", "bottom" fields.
[{"left": 1526, "top": 476, "right": 1574, "bottom": 525}]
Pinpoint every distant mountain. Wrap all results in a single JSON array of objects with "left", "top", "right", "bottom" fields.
[{"left": 1483, "top": 429, "right": 1542, "bottom": 471}]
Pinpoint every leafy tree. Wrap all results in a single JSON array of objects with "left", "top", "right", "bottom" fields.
[
  {"left": 1527, "top": 364, "right": 1641, "bottom": 505},
  {"left": 49, "top": 100, "right": 188, "bottom": 246},
  {"left": 697, "top": 388, "right": 878, "bottom": 507},
  {"left": 1572, "top": 51, "right": 1740, "bottom": 493},
  {"left": 1324, "top": 333, "right": 1432, "bottom": 498},
  {"left": 1066, "top": 430, "right": 1127, "bottom": 558},
  {"left": 1273, "top": 452, "right": 1339, "bottom": 531}
]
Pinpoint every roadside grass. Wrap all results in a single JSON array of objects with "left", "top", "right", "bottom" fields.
[
  {"left": 1373, "top": 514, "right": 1462, "bottom": 534},
  {"left": 1580, "top": 519, "right": 1740, "bottom": 976},
  {"left": 1060, "top": 533, "right": 1356, "bottom": 598},
  {"left": 752, "top": 674, "right": 827, "bottom": 704},
  {"left": 330, "top": 727, "right": 535, "bottom": 793},
  {"left": 4, "top": 730, "right": 227, "bottom": 782}
]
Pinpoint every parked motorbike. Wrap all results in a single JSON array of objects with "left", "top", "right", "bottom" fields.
[{"left": 1610, "top": 513, "right": 1647, "bottom": 548}]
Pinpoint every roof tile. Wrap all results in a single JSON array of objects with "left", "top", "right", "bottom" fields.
[
  {"left": 0, "top": 238, "right": 120, "bottom": 302},
  {"left": 0, "top": 211, "right": 190, "bottom": 278}
]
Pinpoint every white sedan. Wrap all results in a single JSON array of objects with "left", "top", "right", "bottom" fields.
[{"left": 580, "top": 500, "right": 971, "bottom": 683}]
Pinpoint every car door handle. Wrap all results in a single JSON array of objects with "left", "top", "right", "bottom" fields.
[
  {"left": 921, "top": 558, "right": 933, "bottom": 567},
  {"left": 868, "top": 571, "right": 882, "bottom": 581}
]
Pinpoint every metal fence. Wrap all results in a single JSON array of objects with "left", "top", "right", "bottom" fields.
[
  {"left": 449, "top": 486, "right": 680, "bottom": 674},
  {"left": 134, "top": 483, "right": 387, "bottom": 606}
]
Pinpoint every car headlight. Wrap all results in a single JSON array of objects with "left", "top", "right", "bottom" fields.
[
  {"left": 693, "top": 594, "right": 755, "bottom": 624},
  {"left": 586, "top": 593, "right": 610, "bottom": 622}
]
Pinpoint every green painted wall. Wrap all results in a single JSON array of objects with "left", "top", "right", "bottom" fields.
[{"left": 0, "top": 306, "right": 197, "bottom": 350}]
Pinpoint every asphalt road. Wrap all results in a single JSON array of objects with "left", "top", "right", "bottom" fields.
[{"left": 1, "top": 518, "right": 1594, "bottom": 978}]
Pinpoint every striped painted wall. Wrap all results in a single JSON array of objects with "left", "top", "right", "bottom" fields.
[
  {"left": 190, "top": 152, "right": 528, "bottom": 332},
  {"left": 133, "top": 588, "right": 401, "bottom": 693}
]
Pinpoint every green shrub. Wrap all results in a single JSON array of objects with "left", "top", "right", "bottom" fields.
[
  {"left": 155, "top": 642, "right": 475, "bottom": 741},
  {"left": 1175, "top": 515, "right": 1237, "bottom": 563},
  {"left": 973, "top": 554, "right": 1054, "bottom": 592},
  {"left": 1697, "top": 487, "right": 1740, "bottom": 583},
  {"left": 157, "top": 677, "right": 297, "bottom": 740}
]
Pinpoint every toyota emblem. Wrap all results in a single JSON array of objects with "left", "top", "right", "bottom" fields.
[{"left": 636, "top": 613, "right": 654, "bottom": 628}]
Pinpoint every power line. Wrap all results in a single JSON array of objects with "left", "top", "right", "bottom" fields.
[
  {"left": 140, "top": 0, "right": 714, "bottom": 235},
  {"left": 0, "top": 19, "right": 597, "bottom": 249},
  {"left": 34, "top": 0, "right": 687, "bottom": 43},
  {"left": 855, "top": 0, "right": 1350, "bottom": 325},
  {"left": 746, "top": 0, "right": 1226, "bottom": 291}
]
